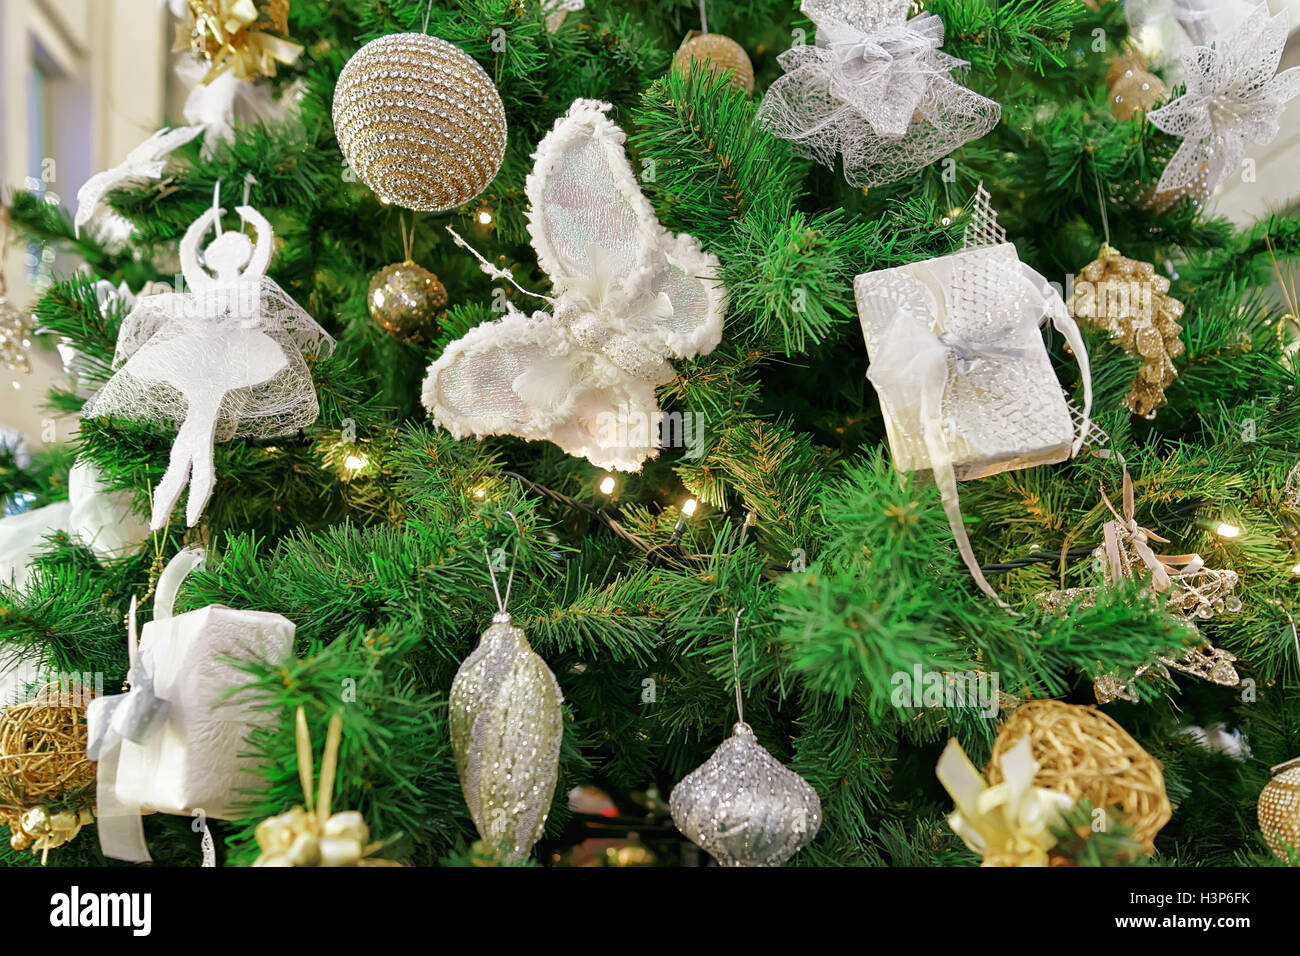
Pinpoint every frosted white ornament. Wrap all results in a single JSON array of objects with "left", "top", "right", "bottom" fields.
[
  {"left": 86, "top": 546, "right": 295, "bottom": 862},
  {"left": 177, "top": 56, "right": 305, "bottom": 158},
  {"left": 67, "top": 458, "right": 150, "bottom": 561},
  {"left": 74, "top": 126, "right": 204, "bottom": 239},
  {"left": 81, "top": 190, "right": 334, "bottom": 531},
  {"left": 756, "top": 0, "right": 1000, "bottom": 188},
  {"left": 854, "top": 186, "right": 1093, "bottom": 607},
  {"left": 0, "top": 500, "right": 71, "bottom": 593},
  {"left": 422, "top": 99, "right": 727, "bottom": 472},
  {"left": 1147, "top": 3, "right": 1300, "bottom": 195}
]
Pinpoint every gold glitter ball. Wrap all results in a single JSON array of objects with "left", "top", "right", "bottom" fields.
[
  {"left": 333, "top": 33, "right": 507, "bottom": 212},
  {"left": 367, "top": 260, "right": 447, "bottom": 340},
  {"left": 1258, "top": 761, "right": 1300, "bottom": 863},
  {"left": 0, "top": 295, "right": 32, "bottom": 374},
  {"left": 673, "top": 32, "right": 754, "bottom": 95},
  {"left": 1107, "top": 52, "right": 1165, "bottom": 122}
]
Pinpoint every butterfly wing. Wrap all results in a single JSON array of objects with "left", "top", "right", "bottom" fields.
[
  {"left": 524, "top": 99, "right": 726, "bottom": 359},
  {"left": 422, "top": 308, "right": 662, "bottom": 471}
]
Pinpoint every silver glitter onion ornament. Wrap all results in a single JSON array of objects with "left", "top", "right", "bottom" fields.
[
  {"left": 669, "top": 607, "right": 822, "bottom": 866},
  {"left": 670, "top": 721, "right": 822, "bottom": 867},
  {"left": 448, "top": 521, "right": 564, "bottom": 863},
  {"left": 332, "top": 33, "right": 507, "bottom": 212}
]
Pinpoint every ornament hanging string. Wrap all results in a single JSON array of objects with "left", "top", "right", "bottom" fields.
[
  {"left": 699, "top": 0, "right": 708, "bottom": 34},
  {"left": 730, "top": 511, "right": 756, "bottom": 726},
  {"left": 484, "top": 510, "right": 524, "bottom": 614},
  {"left": 1093, "top": 165, "right": 1111, "bottom": 247},
  {"left": 446, "top": 225, "right": 555, "bottom": 306},
  {"left": 400, "top": 213, "right": 415, "bottom": 263},
  {"left": 423, "top": 0, "right": 434, "bottom": 34}
]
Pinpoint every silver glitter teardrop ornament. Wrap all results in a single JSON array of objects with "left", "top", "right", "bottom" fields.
[
  {"left": 670, "top": 721, "right": 822, "bottom": 866},
  {"left": 332, "top": 33, "right": 507, "bottom": 212},
  {"left": 449, "top": 611, "right": 564, "bottom": 862}
]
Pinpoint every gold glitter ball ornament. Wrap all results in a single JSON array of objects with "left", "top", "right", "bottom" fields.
[
  {"left": 673, "top": 32, "right": 754, "bottom": 95},
  {"left": 988, "top": 700, "right": 1172, "bottom": 853},
  {"left": 332, "top": 33, "right": 507, "bottom": 212},
  {"left": 1258, "top": 759, "right": 1300, "bottom": 863},
  {"left": 1107, "top": 51, "right": 1165, "bottom": 122},
  {"left": 1068, "top": 244, "right": 1185, "bottom": 418},
  {"left": 0, "top": 295, "right": 32, "bottom": 374},
  {"left": 449, "top": 612, "right": 564, "bottom": 863},
  {"left": 367, "top": 260, "right": 447, "bottom": 340}
]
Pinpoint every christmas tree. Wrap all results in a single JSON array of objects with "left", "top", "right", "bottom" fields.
[{"left": 2, "top": 0, "right": 1299, "bottom": 868}]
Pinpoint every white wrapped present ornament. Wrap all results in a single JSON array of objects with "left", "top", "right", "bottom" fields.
[
  {"left": 87, "top": 546, "right": 294, "bottom": 862},
  {"left": 854, "top": 189, "right": 1092, "bottom": 606}
]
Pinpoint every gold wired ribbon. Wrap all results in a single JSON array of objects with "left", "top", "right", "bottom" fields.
[{"left": 176, "top": 0, "right": 303, "bottom": 85}]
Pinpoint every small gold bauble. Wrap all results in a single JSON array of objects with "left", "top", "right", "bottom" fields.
[
  {"left": 673, "top": 32, "right": 754, "bottom": 94},
  {"left": 333, "top": 33, "right": 508, "bottom": 212},
  {"left": 987, "top": 700, "right": 1172, "bottom": 853},
  {"left": 367, "top": 260, "right": 448, "bottom": 341},
  {"left": 1258, "top": 761, "right": 1300, "bottom": 863},
  {"left": 0, "top": 295, "right": 32, "bottom": 374},
  {"left": 1107, "top": 52, "right": 1165, "bottom": 122}
]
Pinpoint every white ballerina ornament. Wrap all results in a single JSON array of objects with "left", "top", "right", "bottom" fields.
[{"left": 82, "top": 187, "right": 334, "bottom": 530}]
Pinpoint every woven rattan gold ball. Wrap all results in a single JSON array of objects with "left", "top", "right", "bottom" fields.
[
  {"left": 673, "top": 33, "right": 754, "bottom": 94},
  {"left": 333, "top": 33, "right": 507, "bottom": 212},
  {"left": 0, "top": 683, "right": 97, "bottom": 837},
  {"left": 987, "top": 700, "right": 1172, "bottom": 852},
  {"left": 1258, "top": 762, "right": 1300, "bottom": 863},
  {"left": 368, "top": 260, "right": 448, "bottom": 340}
]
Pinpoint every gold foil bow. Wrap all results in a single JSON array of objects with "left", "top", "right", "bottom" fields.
[
  {"left": 1099, "top": 468, "right": 1203, "bottom": 592},
  {"left": 252, "top": 707, "right": 387, "bottom": 867},
  {"left": 936, "top": 736, "right": 1074, "bottom": 867},
  {"left": 7, "top": 806, "right": 96, "bottom": 865},
  {"left": 175, "top": 0, "right": 302, "bottom": 85}
]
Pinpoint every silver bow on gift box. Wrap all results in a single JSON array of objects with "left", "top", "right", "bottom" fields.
[
  {"left": 86, "top": 546, "right": 206, "bottom": 862},
  {"left": 756, "top": 0, "right": 1000, "bottom": 187}
]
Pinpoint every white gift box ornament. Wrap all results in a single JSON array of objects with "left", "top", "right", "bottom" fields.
[
  {"left": 81, "top": 185, "right": 334, "bottom": 531},
  {"left": 854, "top": 187, "right": 1092, "bottom": 607},
  {"left": 87, "top": 546, "right": 294, "bottom": 862}
]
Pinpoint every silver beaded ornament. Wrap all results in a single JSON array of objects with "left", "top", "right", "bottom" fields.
[
  {"left": 669, "top": 609, "right": 822, "bottom": 866},
  {"left": 332, "top": 33, "right": 507, "bottom": 212},
  {"left": 449, "top": 516, "right": 564, "bottom": 862}
]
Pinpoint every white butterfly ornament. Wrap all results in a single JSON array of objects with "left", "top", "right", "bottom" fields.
[{"left": 421, "top": 99, "right": 727, "bottom": 472}]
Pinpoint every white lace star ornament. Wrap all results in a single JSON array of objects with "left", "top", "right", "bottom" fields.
[{"left": 1147, "top": 3, "right": 1300, "bottom": 194}]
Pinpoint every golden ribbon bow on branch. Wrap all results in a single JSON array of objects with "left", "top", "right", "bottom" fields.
[
  {"left": 936, "top": 736, "right": 1074, "bottom": 867},
  {"left": 175, "top": 0, "right": 302, "bottom": 85},
  {"left": 1099, "top": 468, "right": 1203, "bottom": 593},
  {"left": 252, "top": 707, "right": 394, "bottom": 867}
]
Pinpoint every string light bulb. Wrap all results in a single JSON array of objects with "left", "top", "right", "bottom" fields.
[
  {"left": 343, "top": 453, "right": 367, "bottom": 473},
  {"left": 599, "top": 475, "right": 615, "bottom": 495},
  {"left": 1291, "top": 561, "right": 1300, "bottom": 575},
  {"left": 477, "top": 209, "right": 493, "bottom": 226},
  {"left": 682, "top": 498, "right": 698, "bottom": 517},
  {"left": 1216, "top": 521, "right": 1242, "bottom": 539}
]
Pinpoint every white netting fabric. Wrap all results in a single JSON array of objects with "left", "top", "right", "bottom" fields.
[
  {"left": 755, "top": 0, "right": 1000, "bottom": 188},
  {"left": 422, "top": 99, "right": 727, "bottom": 472},
  {"left": 74, "top": 126, "right": 204, "bottom": 241},
  {"left": 1146, "top": 3, "right": 1300, "bottom": 193},
  {"left": 1125, "top": 0, "right": 1257, "bottom": 73},
  {"left": 82, "top": 201, "right": 333, "bottom": 530}
]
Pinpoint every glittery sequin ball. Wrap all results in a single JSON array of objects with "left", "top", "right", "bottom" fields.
[
  {"left": 673, "top": 33, "right": 755, "bottom": 95},
  {"left": 1258, "top": 763, "right": 1300, "bottom": 863},
  {"left": 333, "top": 33, "right": 507, "bottom": 212}
]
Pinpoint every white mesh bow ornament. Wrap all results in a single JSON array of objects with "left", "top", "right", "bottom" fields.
[
  {"left": 422, "top": 99, "right": 727, "bottom": 472},
  {"left": 755, "top": 0, "right": 1000, "bottom": 188},
  {"left": 82, "top": 191, "right": 334, "bottom": 530},
  {"left": 1147, "top": 3, "right": 1300, "bottom": 195}
]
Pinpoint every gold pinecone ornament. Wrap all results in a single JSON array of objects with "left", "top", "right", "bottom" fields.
[
  {"left": 1258, "top": 758, "right": 1300, "bottom": 863},
  {"left": 673, "top": 31, "right": 754, "bottom": 94},
  {"left": 368, "top": 260, "right": 448, "bottom": 341},
  {"left": 332, "top": 33, "right": 508, "bottom": 212},
  {"left": 1068, "top": 244, "right": 1185, "bottom": 418},
  {"left": 0, "top": 683, "right": 99, "bottom": 863}
]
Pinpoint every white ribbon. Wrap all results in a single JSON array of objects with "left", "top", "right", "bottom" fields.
[
  {"left": 87, "top": 546, "right": 206, "bottom": 863},
  {"left": 866, "top": 262, "right": 1092, "bottom": 610}
]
